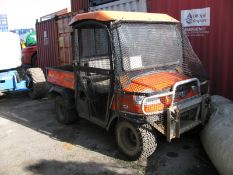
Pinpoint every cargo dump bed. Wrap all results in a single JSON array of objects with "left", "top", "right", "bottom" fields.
[{"left": 47, "top": 65, "right": 75, "bottom": 90}]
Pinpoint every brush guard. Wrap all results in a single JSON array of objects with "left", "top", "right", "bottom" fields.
[{"left": 142, "top": 78, "right": 209, "bottom": 142}]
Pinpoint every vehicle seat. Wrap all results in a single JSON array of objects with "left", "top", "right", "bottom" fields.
[{"left": 88, "top": 58, "right": 110, "bottom": 94}]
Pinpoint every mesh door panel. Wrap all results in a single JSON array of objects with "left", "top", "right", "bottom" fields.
[
  {"left": 74, "top": 25, "right": 111, "bottom": 119},
  {"left": 80, "top": 28, "right": 109, "bottom": 58},
  {"left": 76, "top": 26, "right": 111, "bottom": 94}
]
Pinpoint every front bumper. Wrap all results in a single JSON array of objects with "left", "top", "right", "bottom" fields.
[
  {"left": 165, "top": 94, "right": 209, "bottom": 142},
  {"left": 119, "top": 94, "right": 210, "bottom": 141},
  {"left": 141, "top": 78, "right": 210, "bottom": 142}
]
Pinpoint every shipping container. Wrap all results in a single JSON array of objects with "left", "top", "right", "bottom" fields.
[
  {"left": 40, "top": 9, "right": 68, "bottom": 21},
  {"left": 89, "top": 0, "right": 147, "bottom": 12},
  {"left": 36, "top": 13, "right": 73, "bottom": 71},
  {"left": 90, "top": 0, "right": 118, "bottom": 7},
  {"left": 148, "top": 0, "right": 233, "bottom": 100},
  {"left": 71, "top": 0, "right": 89, "bottom": 13}
]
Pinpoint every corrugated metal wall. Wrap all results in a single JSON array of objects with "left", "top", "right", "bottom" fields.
[
  {"left": 36, "top": 13, "right": 73, "bottom": 71},
  {"left": 57, "top": 14, "right": 73, "bottom": 65},
  {"left": 90, "top": 0, "right": 147, "bottom": 12},
  {"left": 148, "top": 0, "right": 233, "bottom": 100},
  {"left": 36, "top": 19, "right": 59, "bottom": 71},
  {"left": 90, "top": 0, "right": 118, "bottom": 7},
  {"left": 71, "top": 0, "right": 89, "bottom": 12}
]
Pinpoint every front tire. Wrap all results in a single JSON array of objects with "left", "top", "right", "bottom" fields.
[
  {"left": 116, "top": 120, "right": 157, "bottom": 160},
  {"left": 55, "top": 95, "right": 77, "bottom": 125}
]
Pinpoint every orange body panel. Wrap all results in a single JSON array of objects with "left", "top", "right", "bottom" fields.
[
  {"left": 123, "top": 72, "right": 189, "bottom": 92},
  {"left": 47, "top": 69, "right": 75, "bottom": 90},
  {"left": 111, "top": 90, "right": 197, "bottom": 114},
  {"left": 69, "top": 11, "right": 179, "bottom": 25},
  {"left": 112, "top": 72, "right": 196, "bottom": 114},
  {"left": 111, "top": 93, "right": 166, "bottom": 114},
  {"left": 122, "top": 83, "right": 148, "bottom": 93},
  {"left": 112, "top": 94, "right": 139, "bottom": 112}
]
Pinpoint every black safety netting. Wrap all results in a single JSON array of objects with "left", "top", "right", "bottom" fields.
[
  {"left": 79, "top": 27, "right": 110, "bottom": 58},
  {"left": 112, "top": 22, "right": 208, "bottom": 92},
  {"left": 181, "top": 28, "right": 208, "bottom": 80},
  {"left": 73, "top": 26, "right": 111, "bottom": 119}
]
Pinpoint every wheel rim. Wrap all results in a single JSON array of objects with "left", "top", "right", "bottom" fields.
[
  {"left": 127, "top": 128, "right": 137, "bottom": 147},
  {"left": 119, "top": 126, "right": 139, "bottom": 153}
]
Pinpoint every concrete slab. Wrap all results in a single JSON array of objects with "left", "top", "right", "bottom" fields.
[{"left": 0, "top": 93, "right": 218, "bottom": 175}]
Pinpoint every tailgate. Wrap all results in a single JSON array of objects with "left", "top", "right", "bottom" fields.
[{"left": 47, "top": 67, "right": 75, "bottom": 90}]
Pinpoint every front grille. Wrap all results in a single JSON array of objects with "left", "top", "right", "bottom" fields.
[{"left": 180, "top": 108, "right": 197, "bottom": 121}]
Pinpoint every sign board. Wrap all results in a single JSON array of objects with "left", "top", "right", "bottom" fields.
[
  {"left": 181, "top": 7, "right": 210, "bottom": 27},
  {"left": 181, "top": 7, "right": 210, "bottom": 36}
]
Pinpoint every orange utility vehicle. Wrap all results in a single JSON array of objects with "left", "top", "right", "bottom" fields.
[{"left": 47, "top": 11, "right": 210, "bottom": 160}]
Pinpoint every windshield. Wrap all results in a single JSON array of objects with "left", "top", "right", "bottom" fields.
[{"left": 113, "top": 23, "right": 182, "bottom": 72}]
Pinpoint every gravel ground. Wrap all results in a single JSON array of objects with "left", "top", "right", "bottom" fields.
[{"left": 0, "top": 93, "right": 219, "bottom": 175}]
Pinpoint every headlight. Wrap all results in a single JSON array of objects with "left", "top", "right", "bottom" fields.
[
  {"left": 134, "top": 96, "right": 161, "bottom": 105},
  {"left": 145, "top": 97, "right": 161, "bottom": 105},
  {"left": 142, "top": 97, "right": 164, "bottom": 114}
]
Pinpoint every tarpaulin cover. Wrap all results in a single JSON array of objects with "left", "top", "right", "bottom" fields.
[
  {"left": 201, "top": 95, "right": 233, "bottom": 175},
  {"left": 26, "top": 31, "right": 37, "bottom": 46}
]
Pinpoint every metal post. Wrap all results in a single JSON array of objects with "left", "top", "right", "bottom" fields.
[
  {"left": 175, "top": 108, "right": 180, "bottom": 138},
  {"left": 167, "top": 108, "right": 172, "bottom": 142}
]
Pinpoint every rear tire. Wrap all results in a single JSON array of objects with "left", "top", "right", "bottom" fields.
[
  {"left": 55, "top": 95, "right": 77, "bottom": 125},
  {"left": 26, "top": 68, "right": 47, "bottom": 99},
  {"left": 116, "top": 120, "right": 157, "bottom": 160}
]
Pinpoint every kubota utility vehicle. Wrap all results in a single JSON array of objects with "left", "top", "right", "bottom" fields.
[{"left": 47, "top": 11, "right": 210, "bottom": 160}]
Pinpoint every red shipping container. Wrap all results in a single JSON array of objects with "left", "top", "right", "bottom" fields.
[
  {"left": 147, "top": 0, "right": 233, "bottom": 100},
  {"left": 36, "top": 13, "right": 74, "bottom": 71},
  {"left": 71, "top": 0, "right": 89, "bottom": 13}
]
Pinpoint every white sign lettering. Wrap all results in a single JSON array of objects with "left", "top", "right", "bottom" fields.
[{"left": 181, "top": 7, "right": 210, "bottom": 27}]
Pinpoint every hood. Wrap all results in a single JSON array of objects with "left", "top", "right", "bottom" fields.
[{"left": 123, "top": 72, "right": 189, "bottom": 93}]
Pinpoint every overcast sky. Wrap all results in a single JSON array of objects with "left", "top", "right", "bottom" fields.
[{"left": 0, "top": 0, "right": 70, "bottom": 30}]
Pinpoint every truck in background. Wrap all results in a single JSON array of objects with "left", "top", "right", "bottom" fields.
[
  {"left": 21, "top": 31, "right": 38, "bottom": 67},
  {"left": 0, "top": 32, "right": 47, "bottom": 98},
  {"left": 21, "top": 45, "right": 38, "bottom": 67}
]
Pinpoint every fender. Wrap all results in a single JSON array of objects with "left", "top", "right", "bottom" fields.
[
  {"left": 49, "top": 85, "right": 74, "bottom": 100},
  {"left": 107, "top": 111, "right": 147, "bottom": 131}
]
